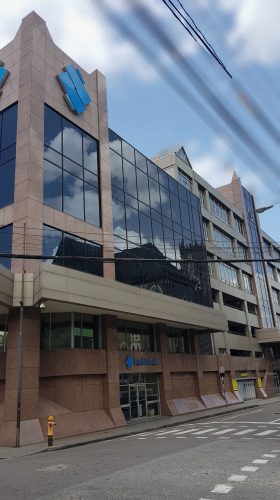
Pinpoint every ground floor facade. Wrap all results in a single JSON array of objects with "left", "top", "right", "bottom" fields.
[{"left": 0, "top": 263, "right": 275, "bottom": 446}]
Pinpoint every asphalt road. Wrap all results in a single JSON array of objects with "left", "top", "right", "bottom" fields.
[{"left": 1, "top": 402, "right": 280, "bottom": 499}]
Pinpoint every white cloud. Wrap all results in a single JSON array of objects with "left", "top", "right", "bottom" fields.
[{"left": 216, "top": 0, "right": 280, "bottom": 66}]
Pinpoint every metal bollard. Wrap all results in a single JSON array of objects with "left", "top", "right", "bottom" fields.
[{"left": 47, "top": 415, "right": 56, "bottom": 447}]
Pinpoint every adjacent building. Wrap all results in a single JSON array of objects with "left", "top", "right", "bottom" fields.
[{"left": 0, "top": 12, "right": 278, "bottom": 446}]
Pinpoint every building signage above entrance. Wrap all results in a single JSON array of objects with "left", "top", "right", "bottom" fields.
[
  {"left": 125, "top": 354, "right": 158, "bottom": 370},
  {"left": 57, "top": 64, "right": 91, "bottom": 115},
  {"left": 0, "top": 61, "right": 10, "bottom": 95}
]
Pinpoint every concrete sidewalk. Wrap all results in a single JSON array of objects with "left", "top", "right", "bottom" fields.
[{"left": 1, "top": 396, "right": 280, "bottom": 460}]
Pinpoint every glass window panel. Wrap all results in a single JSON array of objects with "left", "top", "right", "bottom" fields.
[
  {"left": 0, "top": 224, "right": 12, "bottom": 269},
  {"left": 63, "top": 233, "right": 86, "bottom": 273},
  {"left": 168, "top": 176, "right": 178, "bottom": 195},
  {"left": 43, "top": 160, "right": 62, "bottom": 211},
  {"left": 51, "top": 313, "right": 71, "bottom": 349},
  {"left": 164, "top": 226, "right": 175, "bottom": 260},
  {"left": 1, "top": 104, "right": 18, "bottom": 149},
  {"left": 44, "top": 147, "right": 62, "bottom": 167},
  {"left": 122, "top": 141, "right": 135, "bottom": 164},
  {"left": 136, "top": 168, "right": 150, "bottom": 205},
  {"left": 178, "top": 169, "right": 192, "bottom": 191},
  {"left": 74, "top": 313, "right": 82, "bottom": 348},
  {"left": 63, "top": 171, "right": 84, "bottom": 220},
  {"left": 40, "top": 314, "right": 50, "bottom": 350},
  {"left": 170, "top": 193, "right": 181, "bottom": 225},
  {"left": 112, "top": 199, "right": 126, "bottom": 239},
  {"left": 44, "top": 106, "right": 62, "bottom": 152},
  {"left": 0, "top": 144, "right": 16, "bottom": 164},
  {"left": 138, "top": 201, "right": 150, "bottom": 215},
  {"left": 112, "top": 185, "right": 124, "bottom": 202},
  {"left": 109, "top": 129, "right": 122, "bottom": 155},
  {"left": 125, "top": 205, "right": 140, "bottom": 245},
  {"left": 110, "top": 149, "right": 123, "bottom": 190},
  {"left": 43, "top": 226, "right": 63, "bottom": 266},
  {"left": 125, "top": 193, "right": 138, "bottom": 210},
  {"left": 84, "top": 183, "right": 100, "bottom": 226},
  {"left": 85, "top": 240, "right": 103, "bottom": 276},
  {"left": 84, "top": 170, "right": 98, "bottom": 189},
  {"left": 83, "top": 135, "right": 98, "bottom": 174},
  {"left": 135, "top": 150, "right": 147, "bottom": 173},
  {"left": 152, "top": 220, "right": 164, "bottom": 254},
  {"left": 139, "top": 212, "right": 153, "bottom": 245},
  {"left": 123, "top": 159, "right": 137, "bottom": 197},
  {"left": 149, "top": 178, "right": 161, "bottom": 212},
  {"left": 63, "top": 157, "right": 83, "bottom": 178},
  {"left": 80, "top": 314, "right": 99, "bottom": 348},
  {"left": 192, "top": 209, "right": 202, "bottom": 237},
  {"left": 160, "top": 185, "right": 171, "bottom": 219},
  {"left": 62, "top": 119, "right": 83, "bottom": 165},
  {"left": 162, "top": 215, "right": 173, "bottom": 229},
  {"left": 158, "top": 168, "right": 169, "bottom": 188},
  {"left": 147, "top": 159, "right": 158, "bottom": 180},
  {"left": 0, "top": 159, "right": 15, "bottom": 209}
]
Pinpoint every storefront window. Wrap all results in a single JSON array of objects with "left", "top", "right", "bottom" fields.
[
  {"left": 119, "top": 374, "right": 160, "bottom": 421},
  {"left": 40, "top": 313, "right": 100, "bottom": 350},
  {"left": 167, "top": 327, "right": 194, "bottom": 354},
  {"left": 117, "top": 320, "right": 155, "bottom": 352}
]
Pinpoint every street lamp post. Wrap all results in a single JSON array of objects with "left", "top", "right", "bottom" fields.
[{"left": 256, "top": 202, "right": 280, "bottom": 214}]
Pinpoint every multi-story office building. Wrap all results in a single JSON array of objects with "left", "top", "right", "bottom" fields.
[{"left": 0, "top": 13, "right": 277, "bottom": 446}]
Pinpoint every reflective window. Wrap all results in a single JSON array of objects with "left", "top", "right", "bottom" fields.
[
  {"left": 117, "top": 320, "right": 155, "bottom": 352},
  {"left": 167, "top": 327, "right": 194, "bottom": 353},
  {"left": 209, "top": 195, "right": 229, "bottom": 224},
  {"left": 178, "top": 169, "right": 192, "bottom": 191},
  {"left": 198, "top": 185, "right": 206, "bottom": 207},
  {"left": 267, "top": 264, "right": 275, "bottom": 280},
  {"left": 43, "top": 105, "right": 100, "bottom": 226},
  {"left": 0, "top": 315, "right": 8, "bottom": 353},
  {"left": 272, "top": 288, "right": 280, "bottom": 306},
  {"left": 41, "top": 312, "right": 100, "bottom": 350},
  {"left": 109, "top": 129, "right": 212, "bottom": 307},
  {"left": 243, "top": 272, "right": 253, "bottom": 293},
  {"left": 213, "top": 226, "right": 234, "bottom": 254},
  {"left": 0, "top": 224, "right": 12, "bottom": 269},
  {"left": 233, "top": 214, "right": 243, "bottom": 234},
  {"left": 236, "top": 242, "right": 247, "bottom": 259},
  {"left": 218, "top": 262, "right": 239, "bottom": 288},
  {"left": 0, "top": 104, "right": 17, "bottom": 209},
  {"left": 43, "top": 224, "right": 103, "bottom": 276}
]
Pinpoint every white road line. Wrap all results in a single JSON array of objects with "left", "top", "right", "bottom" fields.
[
  {"left": 155, "top": 436, "right": 167, "bottom": 439},
  {"left": 196, "top": 436, "right": 208, "bottom": 439},
  {"left": 270, "top": 417, "right": 280, "bottom": 423},
  {"left": 213, "top": 428, "right": 236, "bottom": 435},
  {"left": 234, "top": 428, "right": 255, "bottom": 436},
  {"left": 271, "top": 449, "right": 280, "bottom": 452},
  {"left": 193, "top": 428, "right": 217, "bottom": 435},
  {"left": 175, "top": 436, "right": 187, "bottom": 439},
  {"left": 211, "top": 484, "right": 233, "bottom": 494},
  {"left": 263, "top": 454, "right": 276, "bottom": 458},
  {"left": 137, "top": 438, "right": 147, "bottom": 440},
  {"left": 227, "top": 474, "right": 247, "bottom": 482},
  {"left": 255, "top": 430, "right": 278, "bottom": 436},
  {"left": 252, "top": 459, "right": 268, "bottom": 464},
  {"left": 241, "top": 466, "right": 259, "bottom": 472},
  {"left": 174, "top": 429, "right": 199, "bottom": 435},
  {"left": 155, "top": 429, "right": 181, "bottom": 435}
]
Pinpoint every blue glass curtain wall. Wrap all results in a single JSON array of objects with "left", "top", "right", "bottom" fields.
[
  {"left": 0, "top": 224, "right": 13, "bottom": 269},
  {"left": 242, "top": 187, "right": 273, "bottom": 328},
  {"left": 0, "top": 103, "right": 17, "bottom": 209},
  {"left": 43, "top": 105, "right": 101, "bottom": 227},
  {"left": 109, "top": 129, "right": 212, "bottom": 307},
  {"left": 43, "top": 224, "right": 103, "bottom": 277}
]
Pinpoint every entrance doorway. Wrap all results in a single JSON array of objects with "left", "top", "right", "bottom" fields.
[
  {"left": 120, "top": 374, "right": 160, "bottom": 421},
  {"left": 237, "top": 378, "right": 256, "bottom": 401}
]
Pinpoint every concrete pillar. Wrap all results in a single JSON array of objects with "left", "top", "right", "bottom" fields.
[
  {"left": 1, "top": 307, "right": 43, "bottom": 446},
  {"left": 102, "top": 315, "right": 126, "bottom": 426}
]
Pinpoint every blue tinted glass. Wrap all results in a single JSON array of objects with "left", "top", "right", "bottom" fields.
[
  {"left": 63, "top": 172, "right": 84, "bottom": 219},
  {"left": 110, "top": 149, "right": 123, "bottom": 189},
  {"left": 0, "top": 159, "right": 15, "bottom": 209},
  {"left": 112, "top": 185, "right": 124, "bottom": 202},
  {"left": 112, "top": 199, "right": 126, "bottom": 238},
  {"left": 63, "top": 233, "right": 85, "bottom": 273},
  {"left": 168, "top": 176, "right": 178, "bottom": 195},
  {"left": 180, "top": 200, "right": 191, "bottom": 229},
  {"left": 44, "top": 106, "right": 62, "bottom": 152},
  {"left": 149, "top": 178, "right": 161, "bottom": 212},
  {"left": 139, "top": 212, "right": 153, "bottom": 244},
  {"left": 44, "top": 147, "right": 62, "bottom": 167},
  {"left": 0, "top": 224, "right": 12, "bottom": 269},
  {"left": 43, "top": 160, "right": 62, "bottom": 211},
  {"left": 170, "top": 193, "right": 181, "bottom": 225},
  {"left": 123, "top": 160, "right": 137, "bottom": 197},
  {"left": 125, "top": 193, "right": 138, "bottom": 210},
  {"left": 158, "top": 168, "right": 169, "bottom": 188},
  {"left": 152, "top": 219, "right": 164, "bottom": 253},
  {"left": 160, "top": 185, "right": 171, "bottom": 219},
  {"left": 147, "top": 159, "right": 158, "bottom": 181},
  {"left": 83, "top": 135, "right": 98, "bottom": 174},
  {"left": 85, "top": 241, "right": 103, "bottom": 276},
  {"left": 63, "top": 157, "right": 83, "bottom": 178},
  {"left": 125, "top": 205, "right": 140, "bottom": 245},
  {"left": 0, "top": 144, "right": 16, "bottom": 164},
  {"left": 136, "top": 168, "right": 149, "bottom": 205},
  {"left": 135, "top": 150, "right": 147, "bottom": 173},
  {"left": 62, "top": 119, "right": 83, "bottom": 165},
  {"left": 122, "top": 141, "right": 135, "bottom": 164},
  {"left": 84, "top": 170, "right": 98, "bottom": 189},
  {"left": 43, "top": 226, "right": 63, "bottom": 266},
  {"left": 84, "top": 184, "right": 100, "bottom": 226},
  {"left": 109, "top": 129, "right": 122, "bottom": 155},
  {"left": 1, "top": 104, "right": 17, "bottom": 150}
]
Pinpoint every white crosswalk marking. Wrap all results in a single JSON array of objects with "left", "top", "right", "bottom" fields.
[
  {"left": 193, "top": 428, "right": 217, "bottom": 435},
  {"left": 213, "top": 428, "right": 235, "bottom": 435},
  {"left": 227, "top": 474, "right": 247, "bottom": 482},
  {"left": 254, "top": 430, "right": 278, "bottom": 436},
  {"left": 234, "top": 429, "right": 255, "bottom": 436},
  {"left": 252, "top": 459, "right": 268, "bottom": 464},
  {"left": 174, "top": 429, "right": 199, "bottom": 435},
  {"left": 211, "top": 484, "right": 233, "bottom": 494},
  {"left": 155, "top": 429, "right": 181, "bottom": 435},
  {"left": 241, "top": 466, "right": 259, "bottom": 472}
]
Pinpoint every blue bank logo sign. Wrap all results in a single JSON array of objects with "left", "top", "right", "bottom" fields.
[
  {"left": 0, "top": 61, "right": 10, "bottom": 95},
  {"left": 125, "top": 354, "right": 158, "bottom": 370},
  {"left": 57, "top": 64, "right": 91, "bottom": 115}
]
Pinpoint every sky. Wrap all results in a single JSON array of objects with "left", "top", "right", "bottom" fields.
[{"left": 1, "top": 0, "right": 280, "bottom": 240}]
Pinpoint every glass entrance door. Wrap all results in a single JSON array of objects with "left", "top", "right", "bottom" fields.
[{"left": 129, "top": 384, "right": 147, "bottom": 419}]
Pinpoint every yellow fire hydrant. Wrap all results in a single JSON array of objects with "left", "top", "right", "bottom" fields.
[{"left": 47, "top": 415, "right": 56, "bottom": 447}]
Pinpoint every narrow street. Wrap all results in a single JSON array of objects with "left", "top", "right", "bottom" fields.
[{"left": 1, "top": 402, "right": 280, "bottom": 499}]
